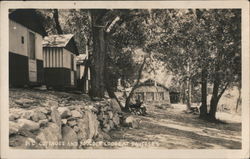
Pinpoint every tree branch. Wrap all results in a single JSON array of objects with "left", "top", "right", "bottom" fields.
[
  {"left": 218, "top": 82, "right": 229, "bottom": 99},
  {"left": 125, "top": 56, "right": 147, "bottom": 108},
  {"left": 106, "top": 16, "right": 120, "bottom": 33}
]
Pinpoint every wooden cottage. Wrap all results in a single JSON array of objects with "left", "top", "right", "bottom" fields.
[
  {"left": 133, "top": 79, "right": 171, "bottom": 104},
  {"left": 42, "top": 34, "right": 79, "bottom": 89},
  {"left": 9, "top": 9, "right": 47, "bottom": 87}
]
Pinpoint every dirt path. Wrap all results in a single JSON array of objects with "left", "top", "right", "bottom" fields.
[{"left": 107, "top": 104, "right": 241, "bottom": 149}]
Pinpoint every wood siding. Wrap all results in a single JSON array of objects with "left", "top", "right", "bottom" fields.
[
  {"left": 43, "top": 47, "right": 63, "bottom": 68},
  {"left": 9, "top": 52, "right": 43, "bottom": 86},
  {"left": 63, "top": 48, "right": 76, "bottom": 70},
  {"left": 9, "top": 20, "right": 43, "bottom": 60},
  {"left": 44, "top": 68, "right": 76, "bottom": 88},
  {"left": 43, "top": 47, "right": 77, "bottom": 88},
  {"left": 43, "top": 48, "right": 76, "bottom": 70},
  {"left": 9, "top": 19, "right": 44, "bottom": 86},
  {"left": 133, "top": 85, "right": 170, "bottom": 104}
]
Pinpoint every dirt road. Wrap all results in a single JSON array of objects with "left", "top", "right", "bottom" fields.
[{"left": 107, "top": 104, "right": 241, "bottom": 149}]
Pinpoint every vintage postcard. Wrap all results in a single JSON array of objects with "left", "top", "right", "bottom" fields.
[{"left": 0, "top": 1, "right": 249, "bottom": 159}]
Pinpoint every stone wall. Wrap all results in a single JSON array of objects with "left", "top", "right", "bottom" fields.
[{"left": 9, "top": 90, "right": 123, "bottom": 149}]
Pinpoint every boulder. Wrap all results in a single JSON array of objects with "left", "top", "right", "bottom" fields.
[
  {"left": 21, "top": 111, "right": 34, "bottom": 120},
  {"left": 73, "top": 126, "right": 80, "bottom": 133},
  {"left": 38, "top": 119, "right": 48, "bottom": 127},
  {"left": 58, "top": 107, "right": 72, "bottom": 118},
  {"left": 76, "top": 119, "right": 89, "bottom": 141},
  {"left": 86, "top": 111, "right": 99, "bottom": 139},
  {"left": 109, "top": 120, "right": 115, "bottom": 129},
  {"left": 9, "top": 121, "right": 21, "bottom": 135},
  {"left": 76, "top": 111, "right": 99, "bottom": 141},
  {"left": 50, "top": 106, "right": 61, "bottom": 130},
  {"left": 67, "top": 120, "right": 77, "bottom": 127},
  {"left": 36, "top": 123, "right": 62, "bottom": 149},
  {"left": 107, "top": 111, "right": 113, "bottom": 119},
  {"left": 35, "top": 107, "right": 50, "bottom": 115},
  {"left": 17, "top": 119, "right": 40, "bottom": 132},
  {"left": 9, "top": 135, "right": 37, "bottom": 149},
  {"left": 112, "top": 113, "right": 120, "bottom": 127},
  {"left": 124, "top": 116, "right": 140, "bottom": 128},
  {"left": 71, "top": 110, "right": 82, "bottom": 118},
  {"left": 110, "top": 98, "right": 122, "bottom": 113},
  {"left": 61, "top": 126, "right": 78, "bottom": 149},
  {"left": 15, "top": 99, "right": 34, "bottom": 108},
  {"left": 9, "top": 113, "right": 19, "bottom": 121},
  {"left": 102, "top": 125, "right": 111, "bottom": 133},
  {"left": 61, "top": 119, "right": 67, "bottom": 125},
  {"left": 31, "top": 111, "right": 47, "bottom": 122}
]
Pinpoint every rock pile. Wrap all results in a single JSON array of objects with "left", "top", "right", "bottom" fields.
[
  {"left": 95, "top": 99, "right": 123, "bottom": 133},
  {"left": 9, "top": 90, "right": 124, "bottom": 149}
]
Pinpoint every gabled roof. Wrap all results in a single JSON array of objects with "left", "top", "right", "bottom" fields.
[
  {"left": 43, "top": 34, "right": 74, "bottom": 47},
  {"left": 9, "top": 9, "right": 47, "bottom": 36},
  {"left": 138, "top": 79, "right": 169, "bottom": 90},
  {"left": 43, "top": 34, "right": 79, "bottom": 55}
]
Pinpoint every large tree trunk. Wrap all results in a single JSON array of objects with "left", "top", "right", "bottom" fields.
[
  {"left": 208, "top": 80, "right": 220, "bottom": 120},
  {"left": 53, "top": 9, "right": 63, "bottom": 34},
  {"left": 208, "top": 78, "right": 228, "bottom": 120},
  {"left": 90, "top": 25, "right": 106, "bottom": 98},
  {"left": 104, "top": 71, "right": 124, "bottom": 110},
  {"left": 199, "top": 68, "right": 208, "bottom": 118},
  {"left": 89, "top": 10, "right": 108, "bottom": 99}
]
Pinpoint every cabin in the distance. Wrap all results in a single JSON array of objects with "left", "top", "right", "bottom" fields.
[
  {"left": 133, "top": 79, "right": 171, "bottom": 105},
  {"left": 42, "top": 34, "right": 79, "bottom": 89},
  {"left": 9, "top": 9, "right": 47, "bottom": 87}
]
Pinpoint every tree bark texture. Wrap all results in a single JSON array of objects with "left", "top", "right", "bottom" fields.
[
  {"left": 199, "top": 68, "right": 208, "bottom": 118},
  {"left": 90, "top": 26, "right": 106, "bottom": 98},
  {"left": 53, "top": 9, "right": 63, "bottom": 34}
]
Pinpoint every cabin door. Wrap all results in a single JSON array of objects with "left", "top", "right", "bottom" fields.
[{"left": 28, "top": 31, "right": 37, "bottom": 82}]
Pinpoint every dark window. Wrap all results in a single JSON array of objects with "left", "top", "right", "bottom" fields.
[
  {"left": 146, "top": 92, "right": 154, "bottom": 101},
  {"left": 21, "top": 36, "right": 24, "bottom": 44},
  {"left": 157, "top": 92, "right": 164, "bottom": 100}
]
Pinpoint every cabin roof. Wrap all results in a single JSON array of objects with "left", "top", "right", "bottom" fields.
[
  {"left": 43, "top": 34, "right": 74, "bottom": 47},
  {"left": 43, "top": 34, "right": 79, "bottom": 55},
  {"left": 137, "top": 79, "right": 169, "bottom": 91},
  {"left": 9, "top": 9, "right": 47, "bottom": 36}
]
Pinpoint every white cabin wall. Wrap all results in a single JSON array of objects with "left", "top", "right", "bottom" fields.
[
  {"left": 63, "top": 49, "right": 71, "bottom": 69},
  {"left": 77, "top": 65, "right": 85, "bottom": 79},
  {"left": 9, "top": 20, "right": 28, "bottom": 56},
  {"left": 43, "top": 48, "right": 63, "bottom": 68},
  {"left": 63, "top": 48, "right": 76, "bottom": 71},
  {"left": 10, "top": 20, "right": 43, "bottom": 61}
]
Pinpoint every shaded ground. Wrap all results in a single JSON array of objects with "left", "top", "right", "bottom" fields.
[
  {"left": 9, "top": 88, "right": 241, "bottom": 149},
  {"left": 107, "top": 104, "right": 241, "bottom": 149}
]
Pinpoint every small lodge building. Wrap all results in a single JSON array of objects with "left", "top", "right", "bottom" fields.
[
  {"left": 133, "top": 79, "right": 171, "bottom": 104},
  {"left": 9, "top": 9, "right": 47, "bottom": 87},
  {"left": 42, "top": 34, "right": 79, "bottom": 89}
]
